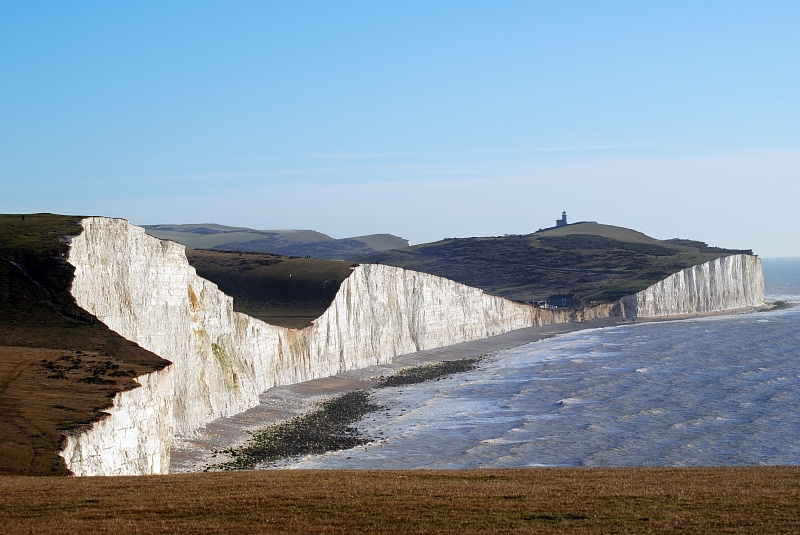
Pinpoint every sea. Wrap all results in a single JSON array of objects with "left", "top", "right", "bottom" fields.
[{"left": 278, "top": 257, "right": 800, "bottom": 469}]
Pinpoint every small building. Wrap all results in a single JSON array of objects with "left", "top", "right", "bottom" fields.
[
  {"left": 546, "top": 293, "right": 581, "bottom": 308},
  {"left": 555, "top": 211, "right": 568, "bottom": 228}
]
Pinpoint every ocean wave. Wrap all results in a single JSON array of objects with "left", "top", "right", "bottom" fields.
[{"left": 273, "top": 300, "right": 800, "bottom": 469}]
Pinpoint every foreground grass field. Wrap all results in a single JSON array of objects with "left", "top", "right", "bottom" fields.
[{"left": 1, "top": 467, "right": 798, "bottom": 534}]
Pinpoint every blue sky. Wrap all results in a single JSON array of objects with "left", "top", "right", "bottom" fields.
[{"left": 1, "top": 2, "right": 798, "bottom": 256}]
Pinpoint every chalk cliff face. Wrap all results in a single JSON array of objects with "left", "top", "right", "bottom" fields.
[
  {"left": 60, "top": 217, "right": 764, "bottom": 476},
  {"left": 62, "top": 218, "right": 561, "bottom": 475},
  {"left": 618, "top": 254, "right": 764, "bottom": 317},
  {"left": 59, "top": 366, "right": 173, "bottom": 476}
]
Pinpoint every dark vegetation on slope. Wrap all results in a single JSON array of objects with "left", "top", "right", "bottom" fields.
[
  {"left": 214, "top": 236, "right": 385, "bottom": 259},
  {"left": 0, "top": 214, "right": 169, "bottom": 476},
  {"left": 355, "top": 222, "right": 753, "bottom": 304},
  {"left": 146, "top": 223, "right": 408, "bottom": 260},
  {"left": 185, "top": 249, "right": 355, "bottom": 328},
  {"left": 2, "top": 467, "right": 798, "bottom": 534}
]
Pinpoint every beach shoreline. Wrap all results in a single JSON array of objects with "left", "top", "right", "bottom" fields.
[{"left": 170, "top": 305, "right": 763, "bottom": 472}]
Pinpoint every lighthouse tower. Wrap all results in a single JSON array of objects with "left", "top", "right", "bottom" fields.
[{"left": 555, "top": 211, "right": 567, "bottom": 228}]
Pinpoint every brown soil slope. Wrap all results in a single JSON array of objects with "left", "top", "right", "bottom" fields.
[
  {"left": 355, "top": 222, "right": 753, "bottom": 303},
  {"left": 0, "top": 214, "right": 168, "bottom": 476}
]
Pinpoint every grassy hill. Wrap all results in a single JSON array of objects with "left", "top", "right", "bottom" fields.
[
  {"left": 185, "top": 250, "right": 355, "bottom": 328},
  {"left": 145, "top": 224, "right": 408, "bottom": 260},
  {"left": 354, "top": 222, "right": 753, "bottom": 304},
  {"left": 144, "top": 224, "right": 332, "bottom": 249},
  {"left": 186, "top": 221, "right": 755, "bottom": 327},
  {"left": 0, "top": 214, "right": 168, "bottom": 476}
]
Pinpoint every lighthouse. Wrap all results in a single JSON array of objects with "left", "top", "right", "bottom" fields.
[{"left": 555, "top": 211, "right": 567, "bottom": 228}]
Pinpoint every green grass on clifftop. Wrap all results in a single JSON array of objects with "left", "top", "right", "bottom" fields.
[{"left": 185, "top": 249, "right": 355, "bottom": 328}]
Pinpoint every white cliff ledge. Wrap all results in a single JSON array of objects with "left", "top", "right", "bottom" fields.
[{"left": 58, "top": 217, "right": 764, "bottom": 476}]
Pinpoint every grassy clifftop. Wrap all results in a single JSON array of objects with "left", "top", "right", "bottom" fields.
[
  {"left": 354, "top": 222, "right": 753, "bottom": 304},
  {"left": 0, "top": 214, "right": 168, "bottom": 476},
  {"left": 186, "top": 222, "right": 756, "bottom": 328},
  {"left": 185, "top": 249, "right": 355, "bottom": 328}
]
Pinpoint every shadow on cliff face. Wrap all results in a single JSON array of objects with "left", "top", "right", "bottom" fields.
[{"left": 185, "top": 249, "right": 356, "bottom": 328}]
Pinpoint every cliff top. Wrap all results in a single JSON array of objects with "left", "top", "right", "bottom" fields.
[{"left": 183, "top": 221, "right": 756, "bottom": 330}]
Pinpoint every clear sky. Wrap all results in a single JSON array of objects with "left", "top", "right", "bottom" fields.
[{"left": 2, "top": 2, "right": 798, "bottom": 256}]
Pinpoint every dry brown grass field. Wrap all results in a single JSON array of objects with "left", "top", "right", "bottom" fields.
[{"left": 1, "top": 467, "right": 798, "bottom": 534}]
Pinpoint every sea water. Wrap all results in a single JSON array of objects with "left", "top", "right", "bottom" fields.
[{"left": 279, "top": 258, "right": 800, "bottom": 469}]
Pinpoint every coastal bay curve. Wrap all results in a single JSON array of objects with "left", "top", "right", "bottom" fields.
[{"left": 58, "top": 217, "right": 763, "bottom": 476}]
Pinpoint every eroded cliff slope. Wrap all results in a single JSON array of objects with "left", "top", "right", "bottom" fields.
[{"left": 59, "top": 217, "right": 763, "bottom": 476}]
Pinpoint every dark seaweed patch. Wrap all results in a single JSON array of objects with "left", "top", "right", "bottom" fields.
[
  {"left": 374, "top": 356, "right": 484, "bottom": 388},
  {"left": 206, "top": 356, "right": 486, "bottom": 471},
  {"left": 208, "top": 390, "right": 381, "bottom": 471}
]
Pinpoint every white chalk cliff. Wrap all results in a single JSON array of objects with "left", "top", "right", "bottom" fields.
[
  {"left": 618, "top": 254, "right": 763, "bottom": 317},
  {"left": 58, "top": 217, "right": 764, "bottom": 476},
  {"left": 59, "top": 366, "right": 173, "bottom": 476}
]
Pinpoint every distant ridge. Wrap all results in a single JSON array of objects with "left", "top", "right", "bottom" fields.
[{"left": 143, "top": 224, "right": 408, "bottom": 260}]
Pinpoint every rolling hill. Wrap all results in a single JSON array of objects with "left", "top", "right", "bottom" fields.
[
  {"left": 353, "top": 222, "right": 753, "bottom": 304},
  {"left": 144, "top": 224, "right": 408, "bottom": 260},
  {"left": 184, "top": 249, "right": 354, "bottom": 329}
]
